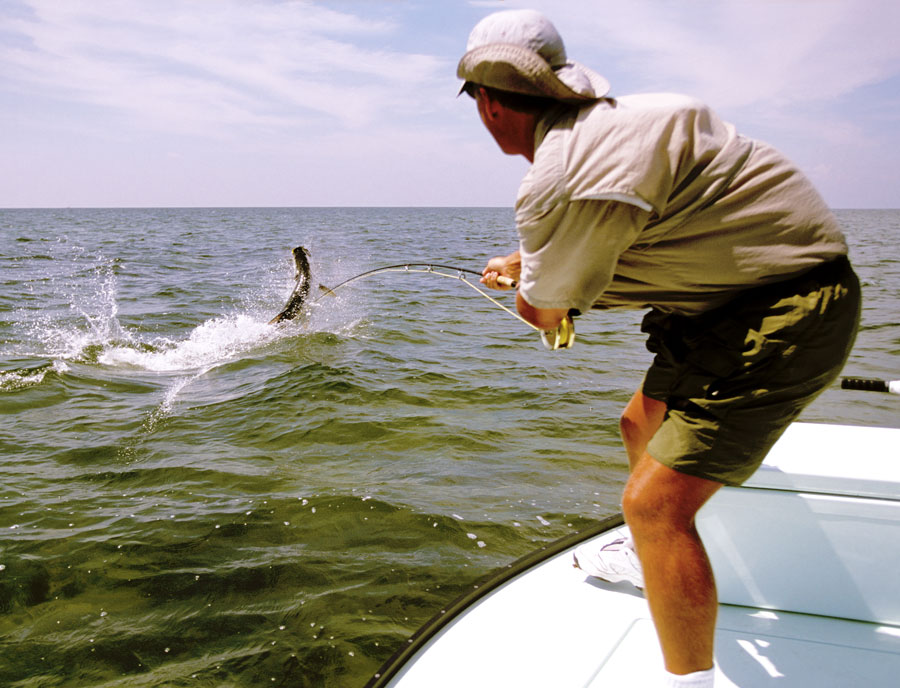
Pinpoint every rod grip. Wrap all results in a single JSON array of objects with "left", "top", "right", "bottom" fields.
[
  {"left": 841, "top": 377, "right": 889, "bottom": 393},
  {"left": 496, "top": 276, "right": 517, "bottom": 288}
]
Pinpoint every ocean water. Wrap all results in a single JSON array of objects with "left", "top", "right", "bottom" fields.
[{"left": 1, "top": 207, "right": 897, "bottom": 687}]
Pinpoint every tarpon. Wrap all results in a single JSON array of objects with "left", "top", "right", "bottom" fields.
[{"left": 269, "top": 246, "right": 312, "bottom": 324}]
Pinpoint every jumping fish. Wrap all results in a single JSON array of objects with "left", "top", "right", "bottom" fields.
[{"left": 269, "top": 246, "right": 312, "bottom": 324}]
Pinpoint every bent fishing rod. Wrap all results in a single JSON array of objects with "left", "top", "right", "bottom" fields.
[{"left": 316, "top": 262, "right": 575, "bottom": 350}]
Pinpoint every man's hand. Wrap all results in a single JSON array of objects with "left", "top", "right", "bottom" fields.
[{"left": 481, "top": 251, "right": 521, "bottom": 290}]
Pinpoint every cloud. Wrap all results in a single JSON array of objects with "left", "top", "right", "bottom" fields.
[
  {"left": 520, "top": 1, "right": 900, "bottom": 110},
  {"left": 2, "top": 0, "right": 897, "bottom": 207},
  {"left": 1, "top": 0, "right": 448, "bottom": 134}
]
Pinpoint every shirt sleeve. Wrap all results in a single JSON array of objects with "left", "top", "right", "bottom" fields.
[{"left": 517, "top": 199, "right": 650, "bottom": 313}]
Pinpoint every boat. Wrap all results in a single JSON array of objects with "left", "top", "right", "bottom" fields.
[{"left": 364, "top": 418, "right": 900, "bottom": 687}]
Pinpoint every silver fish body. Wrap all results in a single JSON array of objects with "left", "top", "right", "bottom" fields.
[{"left": 269, "top": 246, "right": 311, "bottom": 324}]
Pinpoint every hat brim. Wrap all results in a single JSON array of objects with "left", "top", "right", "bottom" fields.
[{"left": 457, "top": 43, "right": 608, "bottom": 104}]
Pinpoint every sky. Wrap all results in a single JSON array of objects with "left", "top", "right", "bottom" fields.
[{"left": 2, "top": 0, "right": 899, "bottom": 208}]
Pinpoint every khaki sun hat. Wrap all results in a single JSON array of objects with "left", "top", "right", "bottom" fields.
[{"left": 457, "top": 9, "right": 609, "bottom": 104}]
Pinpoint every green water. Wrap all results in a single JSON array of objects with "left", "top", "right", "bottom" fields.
[{"left": 1, "top": 208, "right": 897, "bottom": 687}]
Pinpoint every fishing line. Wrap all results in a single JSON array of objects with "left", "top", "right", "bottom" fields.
[
  {"left": 313, "top": 262, "right": 576, "bottom": 349},
  {"left": 316, "top": 263, "right": 539, "bottom": 331}
]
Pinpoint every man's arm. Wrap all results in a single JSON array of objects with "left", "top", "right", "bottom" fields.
[
  {"left": 515, "top": 292, "right": 568, "bottom": 330},
  {"left": 515, "top": 201, "right": 651, "bottom": 319},
  {"left": 481, "top": 251, "right": 568, "bottom": 329}
]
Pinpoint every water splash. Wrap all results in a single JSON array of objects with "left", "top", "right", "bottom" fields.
[
  {"left": 8, "top": 237, "right": 360, "bottom": 440},
  {"left": 19, "top": 244, "right": 297, "bottom": 375},
  {"left": 99, "top": 314, "right": 282, "bottom": 373},
  {"left": 116, "top": 316, "right": 283, "bottom": 439},
  {"left": 134, "top": 368, "right": 211, "bottom": 444},
  {"left": 21, "top": 250, "right": 133, "bottom": 363}
]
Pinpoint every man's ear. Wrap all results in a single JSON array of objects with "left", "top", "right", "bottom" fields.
[{"left": 477, "top": 87, "right": 501, "bottom": 121}]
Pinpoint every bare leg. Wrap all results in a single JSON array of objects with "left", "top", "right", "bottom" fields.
[
  {"left": 620, "top": 390, "right": 667, "bottom": 470},
  {"left": 623, "top": 455, "right": 722, "bottom": 674},
  {"left": 619, "top": 389, "right": 720, "bottom": 674}
]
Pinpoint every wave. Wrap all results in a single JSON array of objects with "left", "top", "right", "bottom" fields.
[{"left": 0, "top": 359, "right": 70, "bottom": 392}]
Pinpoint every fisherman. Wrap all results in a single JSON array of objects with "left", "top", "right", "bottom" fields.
[{"left": 460, "top": 9, "right": 860, "bottom": 687}]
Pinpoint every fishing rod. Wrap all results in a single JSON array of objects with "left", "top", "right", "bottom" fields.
[
  {"left": 318, "top": 263, "right": 515, "bottom": 294},
  {"left": 841, "top": 377, "right": 900, "bottom": 395},
  {"left": 316, "top": 262, "right": 575, "bottom": 350}
]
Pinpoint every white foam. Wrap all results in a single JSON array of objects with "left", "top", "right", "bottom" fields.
[{"left": 99, "top": 314, "right": 281, "bottom": 372}]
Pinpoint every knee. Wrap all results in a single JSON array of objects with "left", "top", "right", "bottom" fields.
[
  {"left": 622, "top": 462, "right": 720, "bottom": 541},
  {"left": 621, "top": 476, "right": 658, "bottom": 531},
  {"left": 619, "top": 410, "right": 644, "bottom": 449},
  {"left": 622, "top": 482, "right": 694, "bottom": 544}
]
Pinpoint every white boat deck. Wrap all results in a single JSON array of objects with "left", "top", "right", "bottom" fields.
[
  {"left": 374, "top": 423, "right": 900, "bottom": 687},
  {"left": 384, "top": 524, "right": 900, "bottom": 687}
]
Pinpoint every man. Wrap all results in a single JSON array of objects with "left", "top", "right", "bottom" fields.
[{"left": 459, "top": 9, "right": 860, "bottom": 688}]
